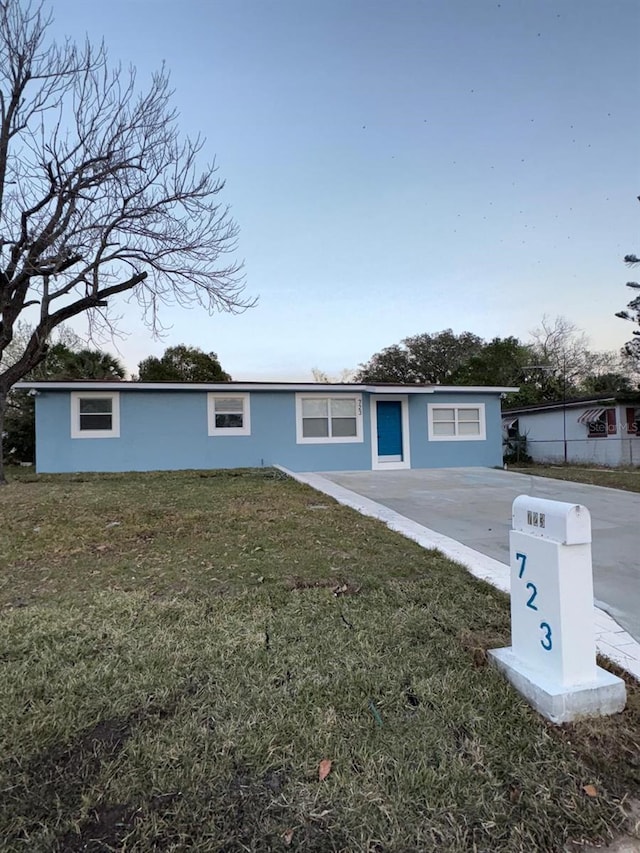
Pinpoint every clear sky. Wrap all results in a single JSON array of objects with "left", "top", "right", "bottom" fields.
[{"left": 48, "top": 0, "right": 640, "bottom": 379}]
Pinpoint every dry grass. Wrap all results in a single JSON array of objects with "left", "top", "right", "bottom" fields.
[
  {"left": 509, "top": 463, "right": 640, "bottom": 494},
  {"left": 0, "top": 468, "right": 639, "bottom": 852}
]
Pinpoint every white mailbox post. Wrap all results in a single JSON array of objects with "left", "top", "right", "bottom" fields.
[{"left": 489, "top": 495, "right": 626, "bottom": 724}]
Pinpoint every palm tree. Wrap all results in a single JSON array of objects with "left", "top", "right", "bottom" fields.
[{"left": 60, "top": 349, "right": 126, "bottom": 380}]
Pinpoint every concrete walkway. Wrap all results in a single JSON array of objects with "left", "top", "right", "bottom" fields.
[{"left": 279, "top": 466, "right": 640, "bottom": 681}]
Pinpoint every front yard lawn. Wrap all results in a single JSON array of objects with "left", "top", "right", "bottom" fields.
[
  {"left": 1, "top": 468, "right": 639, "bottom": 852},
  {"left": 509, "top": 463, "right": 640, "bottom": 494}
]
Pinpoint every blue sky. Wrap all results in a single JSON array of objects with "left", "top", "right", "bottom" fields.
[{"left": 49, "top": 0, "right": 640, "bottom": 379}]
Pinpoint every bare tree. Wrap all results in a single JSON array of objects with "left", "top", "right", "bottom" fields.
[
  {"left": 528, "top": 316, "right": 591, "bottom": 384},
  {"left": 310, "top": 367, "right": 355, "bottom": 383},
  {"left": 528, "top": 315, "right": 636, "bottom": 398},
  {"left": 0, "top": 1, "right": 253, "bottom": 482}
]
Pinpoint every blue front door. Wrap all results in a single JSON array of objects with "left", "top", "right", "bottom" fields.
[{"left": 377, "top": 400, "right": 403, "bottom": 458}]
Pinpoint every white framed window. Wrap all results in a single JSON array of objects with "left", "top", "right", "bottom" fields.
[
  {"left": 207, "top": 393, "right": 251, "bottom": 436},
  {"left": 295, "top": 394, "right": 363, "bottom": 444},
  {"left": 71, "top": 391, "right": 120, "bottom": 439},
  {"left": 428, "top": 404, "right": 486, "bottom": 441}
]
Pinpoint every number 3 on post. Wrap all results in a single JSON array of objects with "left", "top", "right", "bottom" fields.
[{"left": 539, "top": 622, "right": 552, "bottom": 651}]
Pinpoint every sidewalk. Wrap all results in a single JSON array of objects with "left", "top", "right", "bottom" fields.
[{"left": 279, "top": 466, "right": 640, "bottom": 682}]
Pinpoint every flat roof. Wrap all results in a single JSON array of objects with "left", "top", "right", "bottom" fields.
[
  {"left": 503, "top": 394, "right": 620, "bottom": 415},
  {"left": 16, "top": 380, "right": 520, "bottom": 394}
]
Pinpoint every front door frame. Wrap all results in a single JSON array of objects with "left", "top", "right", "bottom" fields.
[{"left": 370, "top": 395, "right": 411, "bottom": 470}]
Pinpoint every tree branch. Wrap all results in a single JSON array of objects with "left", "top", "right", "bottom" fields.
[{"left": 0, "top": 0, "right": 252, "bottom": 399}]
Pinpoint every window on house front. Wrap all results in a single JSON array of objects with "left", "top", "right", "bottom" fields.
[
  {"left": 295, "top": 395, "right": 363, "bottom": 443},
  {"left": 587, "top": 415, "right": 606, "bottom": 437},
  {"left": 71, "top": 392, "right": 120, "bottom": 438},
  {"left": 428, "top": 404, "right": 486, "bottom": 441},
  {"left": 207, "top": 394, "right": 251, "bottom": 436},
  {"left": 626, "top": 407, "right": 640, "bottom": 438},
  {"left": 583, "top": 409, "right": 616, "bottom": 438}
]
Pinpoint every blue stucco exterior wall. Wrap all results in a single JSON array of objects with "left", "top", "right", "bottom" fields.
[
  {"left": 406, "top": 393, "right": 503, "bottom": 468},
  {"left": 34, "top": 389, "right": 504, "bottom": 473}
]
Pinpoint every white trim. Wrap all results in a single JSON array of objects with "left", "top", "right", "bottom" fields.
[
  {"left": 207, "top": 392, "right": 251, "bottom": 436},
  {"left": 295, "top": 393, "right": 363, "bottom": 444},
  {"left": 16, "top": 380, "right": 519, "bottom": 394},
  {"left": 370, "top": 395, "right": 411, "bottom": 470},
  {"left": 432, "top": 385, "right": 518, "bottom": 394},
  {"left": 428, "top": 403, "right": 486, "bottom": 442},
  {"left": 70, "top": 391, "right": 120, "bottom": 439}
]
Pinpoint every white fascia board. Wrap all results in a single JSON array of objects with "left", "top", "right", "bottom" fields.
[
  {"left": 15, "top": 381, "right": 422, "bottom": 392},
  {"left": 15, "top": 380, "right": 519, "bottom": 394},
  {"left": 15, "top": 381, "right": 372, "bottom": 392},
  {"left": 367, "top": 385, "right": 434, "bottom": 394},
  {"left": 435, "top": 385, "right": 520, "bottom": 394}
]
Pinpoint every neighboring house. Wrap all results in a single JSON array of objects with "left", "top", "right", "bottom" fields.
[
  {"left": 503, "top": 395, "right": 640, "bottom": 467},
  {"left": 16, "top": 381, "right": 517, "bottom": 474}
]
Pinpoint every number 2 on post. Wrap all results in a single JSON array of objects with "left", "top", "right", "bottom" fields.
[{"left": 515, "top": 552, "right": 527, "bottom": 578}]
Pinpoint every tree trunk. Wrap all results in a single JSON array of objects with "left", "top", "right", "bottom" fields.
[{"left": 0, "top": 389, "right": 7, "bottom": 485}]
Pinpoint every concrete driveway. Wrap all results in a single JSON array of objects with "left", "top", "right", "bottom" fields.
[{"left": 320, "top": 467, "right": 640, "bottom": 642}]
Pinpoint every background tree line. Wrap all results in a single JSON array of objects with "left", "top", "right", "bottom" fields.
[{"left": 354, "top": 315, "right": 639, "bottom": 406}]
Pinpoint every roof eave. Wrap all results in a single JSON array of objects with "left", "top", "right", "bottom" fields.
[
  {"left": 503, "top": 396, "right": 618, "bottom": 415},
  {"left": 14, "top": 380, "right": 519, "bottom": 394}
]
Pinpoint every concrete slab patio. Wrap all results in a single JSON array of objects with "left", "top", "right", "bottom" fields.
[{"left": 280, "top": 466, "right": 640, "bottom": 681}]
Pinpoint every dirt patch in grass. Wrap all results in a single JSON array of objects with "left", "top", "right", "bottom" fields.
[
  {"left": 57, "top": 802, "right": 139, "bottom": 853},
  {"left": 1, "top": 713, "right": 135, "bottom": 848},
  {"left": 458, "top": 627, "right": 511, "bottom": 669},
  {"left": 6, "top": 714, "right": 132, "bottom": 801},
  {"left": 2, "top": 680, "right": 201, "bottom": 849},
  {"left": 286, "top": 576, "right": 362, "bottom": 597}
]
